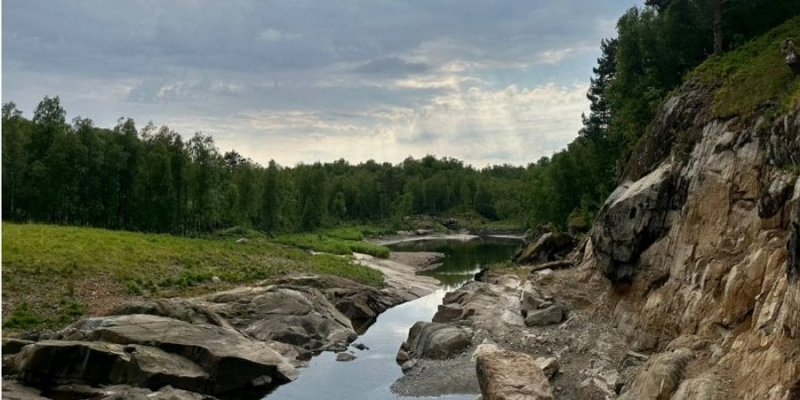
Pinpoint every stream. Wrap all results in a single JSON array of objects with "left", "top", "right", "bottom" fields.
[{"left": 266, "top": 236, "right": 522, "bottom": 400}]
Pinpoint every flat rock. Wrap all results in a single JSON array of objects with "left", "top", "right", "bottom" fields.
[
  {"left": 56, "top": 314, "right": 297, "bottom": 394},
  {"left": 336, "top": 352, "right": 356, "bottom": 362},
  {"left": 524, "top": 304, "right": 567, "bottom": 327}
]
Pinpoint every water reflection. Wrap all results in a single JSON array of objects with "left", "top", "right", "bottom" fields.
[{"left": 265, "top": 237, "right": 521, "bottom": 400}]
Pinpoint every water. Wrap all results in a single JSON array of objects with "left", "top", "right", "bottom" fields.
[{"left": 266, "top": 237, "right": 522, "bottom": 400}]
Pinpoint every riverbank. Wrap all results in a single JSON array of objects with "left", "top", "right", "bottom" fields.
[{"left": 1, "top": 230, "right": 448, "bottom": 399}]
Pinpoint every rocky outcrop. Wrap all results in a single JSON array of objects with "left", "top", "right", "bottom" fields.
[
  {"left": 202, "top": 285, "right": 357, "bottom": 352},
  {"left": 583, "top": 79, "right": 800, "bottom": 398},
  {"left": 475, "top": 350, "right": 554, "bottom": 400},
  {"left": 400, "top": 322, "right": 472, "bottom": 360}
]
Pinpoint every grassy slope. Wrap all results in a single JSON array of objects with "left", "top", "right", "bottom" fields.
[
  {"left": 2, "top": 223, "right": 383, "bottom": 330},
  {"left": 691, "top": 16, "right": 800, "bottom": 117},
  {"left": 273, "top": 226, "right": 393, "bottom": 258}
]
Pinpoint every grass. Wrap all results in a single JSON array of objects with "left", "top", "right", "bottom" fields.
[
  {"left": 2, "top": 223, "right": 384, "bottom": 331},
  {"left": 274, "top": 227, "right": 392, "bottom": 259},
  {"left": 691, "top": 16, "right": 800, "bottom": 118}
]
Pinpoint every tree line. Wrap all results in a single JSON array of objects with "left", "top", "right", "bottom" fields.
[{"left": 4, "top": 0, "right": 798, "bottom": 236}]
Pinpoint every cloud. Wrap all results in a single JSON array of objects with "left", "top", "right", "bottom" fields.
[{"left": 3, "top": 0, "right": 642, "bottom": 167}]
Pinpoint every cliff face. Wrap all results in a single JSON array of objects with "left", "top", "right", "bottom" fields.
[{"left": 585, "top": 80, "right": 800, "bottom": 399}]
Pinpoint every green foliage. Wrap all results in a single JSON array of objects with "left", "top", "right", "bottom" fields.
[
  {"left": 692, "top": 16, "right": 800, "bottom": 117},
  {"left": 274, "top": 229, "right": 391, "bottom": 259},
  {"left": 3, "top": 302, "right": 42, "bottom": 330}
]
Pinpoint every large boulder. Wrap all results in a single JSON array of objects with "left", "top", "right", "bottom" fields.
[
  {"left": 1, "top": 379, "right": 50, "bottom": 400},
  {"left": 591, "top": 162, "right": 676, "bottom": 284},
  {"left": 401, "top": 322, "right": 472, "bottom": 360},
  {"left": 514, "top": 232, "right": 576, "bottom": 265},
  {"left": 54, "top": 314, "right": 297, "bottom": 394},
  {"left": 202, "top": 285, "right": 356, "bottom": 352},
  {"left": 110, "top": 298, "right": 231, "bottom": 329},
  {"left": 524, "top": 305, "right": 567, "bottom": 327},
  {"left": 476, "top": 350, "right": 554, "bottom": 400}
]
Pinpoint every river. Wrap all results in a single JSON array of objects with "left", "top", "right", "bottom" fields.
[{"left": 266, "top": 236, "right": 522, "bottom": 400}]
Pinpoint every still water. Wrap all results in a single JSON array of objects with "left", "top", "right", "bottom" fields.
[{"left": 266, "top": 237, "right": 522, "bottom": 400}]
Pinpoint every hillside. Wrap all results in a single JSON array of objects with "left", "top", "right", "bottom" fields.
[{"left": 580, "top": 16, "right": 800, "bottom": 398}]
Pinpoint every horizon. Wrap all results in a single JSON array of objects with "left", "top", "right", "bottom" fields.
[{"left": 3, "top": 1, "right": 642, "bottom": 167}]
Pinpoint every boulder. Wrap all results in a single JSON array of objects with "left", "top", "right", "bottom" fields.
[
  {"left": 476, "top": 350, "right": 554, "bottom": 400},
  {"left": 514, "top": 232, "right": 576, "bottom": 265},
  {"left": 591, "top": 162, "right": 675, "bottom": 284},
  {"left": 202, "top": 285, "right": 356, "bottom": 352},
  {"left": 524, "top": 305, "right": 567, "bottom": 327},
  {"left": 402, "top": 322, "right": 472, "bottom": 360},
  {"left": 618, "top": 349, "right": 691, "bottom": 400},
  {"left": 55, "top": 314, "right": 297, "bottom": 394},
  {"left": 16, "top": 341, "right": 131, "bottom": 387}
]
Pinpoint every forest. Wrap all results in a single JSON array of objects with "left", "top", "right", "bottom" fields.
[{"left": 3, "top": 0, "right": 799, "bottom": 236}]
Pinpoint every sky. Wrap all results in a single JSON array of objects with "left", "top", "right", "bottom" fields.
[{"left": 3, "top": 0, "right": 642, "bottom": 168}]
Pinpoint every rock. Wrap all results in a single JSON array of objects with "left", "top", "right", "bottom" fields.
[
  {"left": 235, "top": 238, "right": 249, "bottom": 244},
  {"left": 476, "top": 350, "right": 554, "bottom": 400},
  {"left": 2, "top": 338, "right": 34, "bottom": 355},
  {"left": 471, "top": 341, "right": 501, "bottom": 361},
  {"left": 533, "top": 269, "right": 554, "bottom": 284},
  {"left": 579, "top": 377, "right": 616, "bottom": 399},
  {"left": 600, "top": 369, "right": 622, "bottom": 393},
  {"left": 403, "top": 322, "right": 472, "bottom": 360},
  {"left": 432, "top": 304, "right": 466, "bottom": 323},
  {"left": 331, "top": 287, "right": 407, "bottom": 323},
  {"left": 514, "top": 232, "right": 577, "bottom": 265},
  {"left": 1, "top": 379, "right": 49, "bottom": 400},
  {"left": 591, "top": 162, "right": 675, "bottom": 284},
  {"left": 671, "top": 373, "right": 725, "bottom": 400},
  {"left": 202, "top": 285, "right": 356, "bottom": 352},
  {"left": 55, "top": 314, "right": 297, "bottom": 394},
  {"left": 534, "top": 357, "right": 559, "bottom": 378},
  {"left": 401, "top": 360, "right": 417, "bottom": 373},
  {"left": 352, "top": 342, "right": 369, "bottom": 351},
  {"left": 396, "top": 349, "right": 410, "bottom": 364},
  {"left": 788, "top": 177, "right": 800, "bottom": 282},
  {"left": 16, "top": 341, "right": 132, "bottom": 387},
  {"left": 524, "top": 304, "right": 567, "bottom": 327},
  {"left": 618, "top": 349, "right": 691, "bottom": 400},
  {"left": 15, "top": 340, "right": 210, "bottom": 394},
  {"left": 110, "top": 298, "right": 231, "bottom": 328},
  {"left": 211, "top": 276, "right": 221, "bottom": 284},
  {"left": 100, "top": 385, "right": 215, "bottom": 400},
  {"left": 336, "top": 352, "right": 356, "bottom": 362}
]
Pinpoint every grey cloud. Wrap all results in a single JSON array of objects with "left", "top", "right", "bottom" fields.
[{"left": 353, "top": 57, "right": 430, "bottom": 76}]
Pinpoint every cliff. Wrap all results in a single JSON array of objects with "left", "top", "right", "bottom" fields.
[{"left": 582, "top": 19, "right": 800, "bottom": 399}]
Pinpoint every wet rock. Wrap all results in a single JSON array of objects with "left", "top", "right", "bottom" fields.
[
  {"left": 99, "top": 385, "right": 215, "bottom": 400},
  {"left": 476, "top": 350, "right": 553, "bottom": 400},
  {"left": 352, "top": 343, "right": 369, "bottom": 351},
  {"left": 535, "top": 357, "right": 559, "bottom": 378},
  {"left": 336, "top": 352, "right": 356, "bottom": 362},
  {"left": 524, "top": 304, "right": 567, "bottom": 327},
  {"left": 403, "top": 322, "right": 472, "bottom": 360}
]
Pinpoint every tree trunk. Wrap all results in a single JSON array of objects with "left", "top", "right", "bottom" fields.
[{"left": 713, "top": 0, "right": 723, "bottom": 55}]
